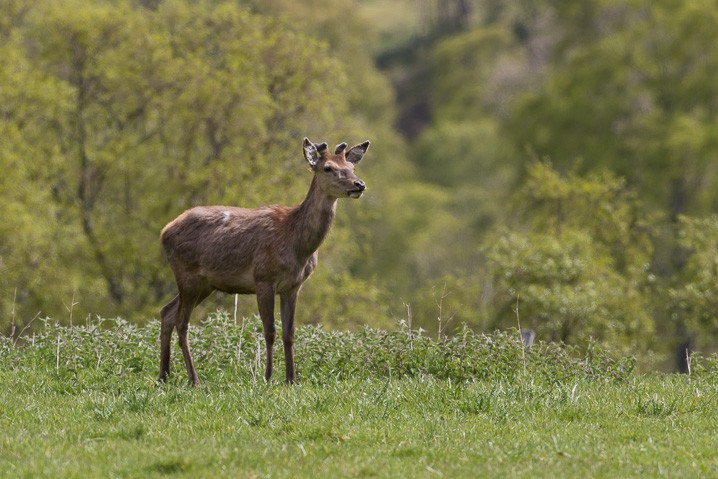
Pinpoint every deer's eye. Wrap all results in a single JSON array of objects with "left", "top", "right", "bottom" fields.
[{"left": 323, "top": 165, "right": 333, "bottom": 172}]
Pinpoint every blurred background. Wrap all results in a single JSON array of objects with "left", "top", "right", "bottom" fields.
[{"left": 2, "top": 0, "right": 718, "bottom": 371}]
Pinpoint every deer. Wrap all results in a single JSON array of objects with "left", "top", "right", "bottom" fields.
[{"left": 157, "top": 137, "right": 370, "bottom": 386}]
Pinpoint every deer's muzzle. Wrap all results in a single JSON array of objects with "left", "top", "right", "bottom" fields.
[{"left": 348, "top": 179, "right": 366, "bottom": 198}]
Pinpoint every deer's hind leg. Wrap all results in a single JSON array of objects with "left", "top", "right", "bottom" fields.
[
  {"left": 176, "top": 282, "right": 213, "bottom": 387},
  {"left": 158, "top": 294, "right": 180, "bottom": 384}
]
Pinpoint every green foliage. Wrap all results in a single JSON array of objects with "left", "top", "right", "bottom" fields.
[
  {"left": 412, "top": 119, "right": 514, "bottom": 190},
  {"left": 486, "top": 229, "right": 652, "bottom": 351},
  {"left": 429, "top": 27, "right": 517, "bottom": 122},
  {"left": 354, "top": 182, "right": 461, "bottom": 296},
  {"left": 485, "top": 163, "right": 655, "bottom": 352},
  {"left": 667, "top": 215, "right": 718, "bottom": 336},
  {"left": 368, "top": 0, "right": 718, "bottom": 361},
  {"left": 409, "top": 274, "right": 489, "bottom": 336},
  {"left": 519, "top": 161, "right": 655, "bottom": 276},
  {"left": 0, "top": 0, "right": 400, "bottom": 328},
  {"left": 512, "top": 0, "right": 718, "bottom": 217},
  {"left": 241, "top": 0, "right": 398, "bottom": 130},
  {"left": 297, "top": 269, "right": 394, "bottom": 330}
]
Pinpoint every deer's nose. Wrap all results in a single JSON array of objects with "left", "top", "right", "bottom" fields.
[{"left": 353, "top": 180, "right": 366, "bottom": 191}]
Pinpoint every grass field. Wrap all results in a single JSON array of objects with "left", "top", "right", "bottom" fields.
[{"left": 2, "top": 313, "right": 718, "bottom": 478}]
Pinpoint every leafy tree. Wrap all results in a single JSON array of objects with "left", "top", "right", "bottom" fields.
[
  {"left": 484, "top": 162, "right": 655, "bottom": 352},
  {"left": 667, "top": 215, "right": 718, "bottom": 345},
  {"left": 0, "top": 39, "right": 82, "bottom": 326},
  {"left": 392, "top": 25, "right": 526, "bottom": 314},
  {"left": 429, "top": 26, "right": 522, "bottom": 122},
  {"left": 0, "top": 0, "right": 393, "bottom": 329},
  {"left": 240, "top": 0, "right": 397, "bottom": 131},
  {"left": 512, "top": 0, "right": 718, "bottom": 218}
]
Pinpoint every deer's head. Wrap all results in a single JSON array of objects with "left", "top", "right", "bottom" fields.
[{"left": 303, "top": 137, "right": 369, "bottom": 199}]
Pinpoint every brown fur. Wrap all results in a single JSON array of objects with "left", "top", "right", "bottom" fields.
[{"left": 158, "top": 137, "right": 370, "bottom": 385}]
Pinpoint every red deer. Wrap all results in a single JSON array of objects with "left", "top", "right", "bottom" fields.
[{"left": 158, "top": 137, "right": 370, "bottom": 385}]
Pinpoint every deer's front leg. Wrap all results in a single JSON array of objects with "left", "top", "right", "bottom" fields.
[
  {"left": 280, "top": 288, "right": 299, "bottom": 384},
  {"left": 256, "top": 283, "right": 276, "bottom": 381}
]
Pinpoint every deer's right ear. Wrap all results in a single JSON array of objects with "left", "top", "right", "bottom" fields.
[{"left": 303, "top": 138, "right": 320, "bottom": 168}]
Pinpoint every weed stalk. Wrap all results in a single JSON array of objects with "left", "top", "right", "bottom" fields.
[{"left": 515, "top": 295, "right": 527, "bottom": 376}]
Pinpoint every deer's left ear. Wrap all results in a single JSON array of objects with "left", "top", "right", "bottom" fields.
[{"left": 346, "top": 140, "right": 370, "bottom": 164}]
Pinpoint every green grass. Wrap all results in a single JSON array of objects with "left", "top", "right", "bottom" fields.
[{"left": 2, "top": 313, "right": 718, "bottom": 478}]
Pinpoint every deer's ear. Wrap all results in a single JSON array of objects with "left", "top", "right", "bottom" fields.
[
  {"left": 303, "top": 138, "right": 320, "bottom": 168},
  {"left": 346, "top": 140, "right": 370, "bottom": 164}
]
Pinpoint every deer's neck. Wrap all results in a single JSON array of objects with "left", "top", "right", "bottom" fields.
[{"left": 290, "top": 177, "right": 337, "bottom": 257}]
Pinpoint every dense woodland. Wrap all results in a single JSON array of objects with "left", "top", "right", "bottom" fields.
[{"left": 2, "top": 0, "right": 718, "bottom": 369}]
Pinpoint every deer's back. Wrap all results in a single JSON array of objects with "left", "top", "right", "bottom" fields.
[
  {"left": 160, "top": 205, "right": 303, "bottom": 293},
  {"left": 162, "top": 203, "right": 287, "bottom": 255}
]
